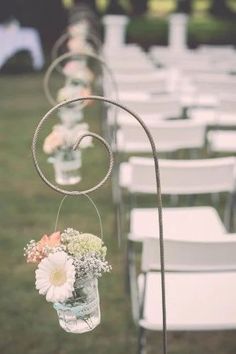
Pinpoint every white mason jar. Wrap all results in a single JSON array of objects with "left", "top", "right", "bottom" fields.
[
  {"left": 52, "top": 150, "right": 81, "bottom": 185},
  {"left": 53, "top": 276, "right": 101, "bottom": 333}
]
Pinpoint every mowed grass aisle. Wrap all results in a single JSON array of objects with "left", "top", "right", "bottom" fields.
[{"left": 0, "top": 73, "right": 236, "bottom": 354}]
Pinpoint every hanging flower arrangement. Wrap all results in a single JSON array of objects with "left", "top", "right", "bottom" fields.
[
  {"left": 43, "top": 123, "right": 92, "bottom": 185},
  {"left": 24, "top": 228, "right": 111, "bottom": 333}
]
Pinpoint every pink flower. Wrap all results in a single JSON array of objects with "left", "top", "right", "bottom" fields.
[
  {"left": 63, "top": 60, "right": 82, "bottom": 76},
  {"left": 38, "top": 231, "right": 61, "bottom": 250},
  {"left": 43, "top": 130, "right": 64, "bottom": 154},
  {"left": 26, "top": 232, "right": 61, "bottom": 264}
]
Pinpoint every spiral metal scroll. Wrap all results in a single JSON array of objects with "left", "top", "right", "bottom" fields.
[
  {"left": 51, "top": 31, "right": 103, "bottom": 63},
  {"left": 32, "top": 128, "right": 113, "bottom": 196},
  {"left": 32, "top": 96, "right": 167, "bottom": 354},
  {"left": 43, "top": 51, "right": 118, "bottom": 108}
]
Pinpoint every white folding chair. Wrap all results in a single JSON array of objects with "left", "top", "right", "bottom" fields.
[
  {"left": 120, "top": 156, "right": 236, "bottom": 312},
  {"left": 137, "top": 236, "right": 236, "bottom": 354},
  {"left": 124, "top": 157, "right": 236, "bottom": 233},
  {"left": 114, "top": 119, "right": 206, "bottom": 226},
  {"left": 117, "top": 120, "right": 206, "bottom": 154},
  {"left": 118, "top": 95, "right": 182, "bottom": 118}
]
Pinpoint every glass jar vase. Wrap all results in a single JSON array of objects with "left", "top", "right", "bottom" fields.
[
  {"left": 53, "top": 277, "right": 101, "bottom": 333},
  {"left": 52, "top": 150, "right": 81, "bottom": 185}
]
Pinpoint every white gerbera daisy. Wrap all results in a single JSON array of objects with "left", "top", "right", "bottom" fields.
[{"left": 35, "top": 251, "right": 75, "bottom": 303}]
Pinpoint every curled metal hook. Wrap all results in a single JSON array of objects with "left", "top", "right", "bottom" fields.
[
  {"left": 32, "top": 125, "right": 113, "bottom": 196},
  {"left": 73, "top": 131, "right": 114, "bottom": 192},
  {"left": 43, "top": 51, "right": 118, "bottom": 107},
  {"left": 51, "top": 31, "right": 104, "bottom": 63},
  {"left": 32, "top": 95, "right": 167, "bottom": 354}
]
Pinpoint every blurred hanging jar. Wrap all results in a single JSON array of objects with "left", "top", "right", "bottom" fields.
[
  {"left": 43, "top": 123, "right": 92, "bottom": 185},
  {"left": 67, "top": 37, "right": 96, "bottom": 56},
  {"left": 68, "top": 20, "right": 90, "bottom": 38},
  {"left": 58, "top": 106, "right": 84, "bottom": 127},
  {"left": 62, "top": 59, "right": 94, "bottom": 85}
]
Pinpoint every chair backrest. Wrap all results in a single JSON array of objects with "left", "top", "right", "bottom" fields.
[
  {"left": 197, "top": 45, "right": 235, "bottom": 57},
  {"left": 105, "top": 45, "right": 144, "bottom": 57},
  {"left": 219, "top": 95, "right": 236, "bottom": 113},
  {"left": 116, "top": 71, "right": 170, "bottom": 88},
  {"left": 121, "top": 156, "right": 236, "bottom": 194},
  {"left": 117, "top": 120, "right": 206, "bottom": 153},
  {"left": 141, "top": 236, "right": 236, "bottom": 272},
  {"left": 193, "top": 76, "right": 236, "bottom": 95},
  {"left": 115, "top": 71, "right": 167, "bottom": 83},
  {"left": 149, "top": 47, "right": 210, "bottom": 69},
  {"left": 117, "top": 78, "right": 168, "bottom": 93},
  {"left": 121, "top": 95, "right": 182, "bottom": 117}
]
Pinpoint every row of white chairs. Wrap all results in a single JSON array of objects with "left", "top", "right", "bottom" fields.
[
  {"left": 119, "top": 156, "right": 236, "bottom": 353},
  {"left": 116, "top": 119, "right": 236, "bottom": 155},
  {"left": 149, "top": 45, "right": 236, "bottom": 74},
  {"left": 104, "top": 43, "right": 236, "bottom": 353},
  {"left": 117, "top": 119, "right": 205, "bottom": 154}
]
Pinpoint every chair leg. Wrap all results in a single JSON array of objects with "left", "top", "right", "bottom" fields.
[
  {"left": 138, "top": 327, "right": 147, "bottom": 354},
  {"left": 125, "top": 240, "right": 134, "bottom": 294},
  {"left": 224, "top": 193, "right": 235, "bottom": 232},
  {"left": 126, "top": 240, "right": 140, "bottom": 323},
  {"left": 116, "top": 186, "right": 126, "bottom": 247}
]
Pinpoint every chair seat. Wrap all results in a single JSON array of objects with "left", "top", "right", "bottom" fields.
[
  {"left": 129, "top": 207, "right": 227, "bottom": 242},
  {"left": 139, "top": 271, "right": 236, "bottom": 331}
]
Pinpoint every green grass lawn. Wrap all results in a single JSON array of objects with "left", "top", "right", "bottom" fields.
[{"left": 0, "top": 72, "right": 236, "bottom": 354}]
